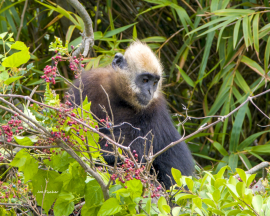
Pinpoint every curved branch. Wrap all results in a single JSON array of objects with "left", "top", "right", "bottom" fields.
[{"left": 66, "top": 0, "right": 94, "bottom": 57}]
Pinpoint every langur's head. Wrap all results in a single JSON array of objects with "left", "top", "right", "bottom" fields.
[{"left": 112, "top": 41, "right": 163, "bottom": 109}]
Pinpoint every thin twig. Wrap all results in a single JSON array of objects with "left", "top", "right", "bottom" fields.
[{"left": 16, "top": 0, "right": 28, "bottom": 41}]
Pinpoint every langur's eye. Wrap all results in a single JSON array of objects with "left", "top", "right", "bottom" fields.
[{"left": 143, "top": 79, "right": 148, "bottom": 83}]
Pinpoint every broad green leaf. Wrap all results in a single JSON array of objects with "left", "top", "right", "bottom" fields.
[
  {"left": 2, "top": 49, "right": 30, "bottom": 68},
  {"left": 97, "top": 198, "right": 122, "bottom": 216},
  {"left": 202, "top": 198, "right": 216, "bottom": 208},
  {"left": 162, "top": 205, "right": 171, "bottom": 214},
  {"left": 175, "top": 64, "right": 195, "bottom": 87},
  {"left": 236, "top": 181, "right": 245, "bottom": 198},
  {"left": 9, "top": 149, "right": 28, "bottom": 167},
  {"left": 0, "top": 71, "right": 9, "bottom": 81},
  {"left": 14, "top": 136, "right": 38, "bottom": 146},
  {"left": 212, "top": 141, "right": 228, "bottom": 156},
  {"left": 233, "top": 18, "right": 241, "bottom": 49},
  {"left": 103, "top": 23, "right": 138, "bottom": 38},
  {"left": 246, "top": 174, "right": 256, "bottom": 188},
  {"left": 215, "top": 165, "right": 229, "bottom": 179},
  {"left": 253, "top": 13, "right": 260, "bottom": 58},
  {"left": 185, "top": 178, "right": 194, "bottom": 191},
  {"left": 53, "top": 192, "right": 74, "bottom": 216},
  {"left": 193, "top": 197, "right": 202, "bottom": 209},
  {"left": 235, "top": 168, "right": 247, "bottom": 184},
  {"left": 10, "top": 41, "right": 27, "bottom": 50},
  {"left": 4, "top": 76, "right": 24, "bottom": 85},
  {"left": 145, "top": 198, "right": 151, "bottom": 215},
  {"left": 252, "top": 195, "right": 263, "bottom": 214},
  {"left": 32, "top": 169, "right": 62, "bottom": 213},
  {"left": 175, "top": 193, "right": 197, "bottom": 201},
  {"left": 172, "top": 207, "right": 181, "bottom": 216},
  {"left": 212, "top": 189, "right": 220, "bottom": 203},
  {"left": 171, "top": 167, "right": 182, "bottom": 186},
  {"left": 158, "top": 196, "right": 167, "bottom": 214},
  {"left": 85, "top": 180, "right": 103, "bottom": 207}
]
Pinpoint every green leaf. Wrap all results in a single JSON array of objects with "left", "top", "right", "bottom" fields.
[
  {"left": 193, "top": 197, "right": 202, "bottom": 209},
  {"left": 9, "top": 149, "right": 28, "bottom": 167},
  {"left": 103, "top": 23, "right": 138, "bottom": 38},
  {"left": 264, "top": 36, "right": 270, "bottom": 74},
  {"left": 53, "top": 191, "right": 74, "bottom": 216},
  {"left": 241, "top": 55, "right": 265, "bottom": 76},
  {"left": 243, "top": 15, "right": 250, "bottom": 48},
  {"left": 246, "top": 174, "right": 256, "bottom": 188},
  {"left": 2, "top": 49, "right": 30, "bottom": 68},
  {"left": 10, "top": 41, "right": 28, "bottom": 50},
  {"left": 212, "top": 9, "right": 254, "bottom": 16},
  {"left": 141, "top": 36, "right": 167, "bottom": 43},
  {"left": 233, "top": 18, "right": 241, "bottom": 49},
  {"left": 4, "top": 76, "right": 24, "bottom": 85},
  {"left": 162, "top": 205, "right": 171, "bottom": 213},
  {"left": 145, "top": 198, "right": 151, "bottom": 215},
  {"left": 185, "top": 178, "right": 194, "bottom": 191},
  {"left": 133, "top": 25, "right": 137, "bottom": 40},
  {"left": 235, "top": 168, "right": 247, "bottom": 184},
  {"left": 236, "top": 181, "right": 245, "bottom": 198},
  {"left": 245, "top": 145, "right": 270, "bottom": 154},
  {"left": 0, "top": 71, "right": 9, "bottom": 81},
  {"left": 0, "top": 32, "right": 8, "bottom": 39},
  {"left": 252, "top": 195, "right": 263, "bottom": 213},
  {"left": 158, "top": 196, "right": 167, "bottom": 214},
  {"left": 228, "top": 154, "right": 239, "bottom": 172},
  {"left": 198, "top": 31, "right": 215, "bottom": 85},
  {"left": 171, "top": 167, "right": 182, "bottom": 186},
  {"left": 229, "top": 101, "right": 248, "bottom": 152},
  {"left": 175, "top": 65, "right": 195, "bottom": 87},
  {"left": 202, "top": 198, "right": 216, "bottom": 208},
  {"left": 14, "top": 136, "right": 38, "bottom": 146},
  {"left": 97, "top": 198, "right": 122, "bottom": 216},
  {"left": 237, "top": 130, "right": 270, "bottom": 150},
  {"left": 212, "top": 189, "right": 220, "bottom": 203},
  {"left": 172, "top": 207, "right": 181, "bottom": 216},
  {"left": 32, "top": 169, "right": 62, "bottom": 213},
  {"left": 212, "top": 141, "right": 228, "bottom": 156},
  {"left": 253, "top": 13, "right": 260, "bottom": 57}
]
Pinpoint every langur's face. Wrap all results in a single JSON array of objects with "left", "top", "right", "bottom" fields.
[{"left": 134, "top": 73, "right": 160, "bottom": 106}]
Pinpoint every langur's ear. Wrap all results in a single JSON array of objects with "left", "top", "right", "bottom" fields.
[{"left": 112, "top": 53, "right": 127, "bottom": 70}]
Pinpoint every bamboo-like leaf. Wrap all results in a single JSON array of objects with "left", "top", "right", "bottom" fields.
[
  {"left": 239, "top": 153, "right": 252, "bottom": 170},
  {"left": 42, "top": 14, "right": 64, "bottom": 30},
  {"left": 212, "top": 9, "right": 255, "bottom": 16},
  {"left": 235, "top": 71, "right": 251, "bottom": 94},
  {"left": 264, "top": 36, "right": 270, "bottom": 74},
  {"left": 133, "top": 25, "right": 137, "bottom": 40},
  {"left": 187, "top": 17, "right": 232, "bottom": 36},
  {"left": 241, "top": 55, "right": 265, "bottom": 76},
  {"left": 0, "top": 0, "right": 24, "bottom": 14},
  {"left": 175, "top": 65, "right": 195, "bottom": 87},
  {"left": 198, "top": 31, "right": 215, "bottom": 84},
  {"left": 237, "top": 130, "right": 270, "bottom": 151},
  {"left": 253, "top": 13, "right": 260, "bottom": 59},
  {"left": 233, "top": 19, "right": 241, "bottom": 49},
  {"left": 229, "top": 101, "right": 248, "bottom": 152},
  {"left": 245, "top": 145, "right": 270, "bottom": 154},
  {"left": 221, "top": 0, "right": 230, "bottom": 9},
  {"left": 243, "top": 15, "right": 250, "bottom": 48},
  {"left": 210, "top": 0, "right": 219, "bottom": 12},
  {"left": 66, "top": 25, "right": 76, "bottom": 44},
  {"left": 248, "top": 15, "right": 254, "bottom": 47},
  {"left": 228, "top": 154, "right": 239, "bottom": 172},
  {"left": 198, "top": 16, "right": 238, "bottom": 38},
  {"left": 103, "top": 23, "right": 138, "bottom": 38}
]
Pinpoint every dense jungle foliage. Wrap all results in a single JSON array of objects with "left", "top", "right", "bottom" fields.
[{"left": 1, "top": 0, "right": 270, "bottom": 215}]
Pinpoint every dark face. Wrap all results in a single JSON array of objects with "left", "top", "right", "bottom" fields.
[{"left": 135, "top": 73, "right": 160, "bottom": 106}]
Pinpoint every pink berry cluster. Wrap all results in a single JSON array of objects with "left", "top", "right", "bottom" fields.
[
  {"left": 0, "top": 175, "right": 28, "bottom": 201},
  {"left": 69, "top": 55, "right": 85, "bottom": 78},
  {"left": 0, "top": 114, "right": 23, "bottom": 146},
  {"left": 144, "top": 184, "right": 162, "bottom": 198},
  {"left": 110, "top": 158, "right": 145, "bottom": 184},
  {"left": 41, "top": 65, "right": 57, "bottom": 84}
]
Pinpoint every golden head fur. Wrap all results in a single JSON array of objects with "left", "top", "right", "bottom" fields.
[{"left": 114, "top": 41, "right": 163, "bottom": 109}]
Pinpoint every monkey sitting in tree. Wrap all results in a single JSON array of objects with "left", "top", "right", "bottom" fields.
[{"left": 70, "top": 41, "right": 194, "bottom": 189}]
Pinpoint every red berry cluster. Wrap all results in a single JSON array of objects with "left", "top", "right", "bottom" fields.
[
  {"left": 41, "top": 65, "right": 57, "bottom": 84},
  {"left": 0, "top": 114, "right": 23, "bottom": 146}
]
